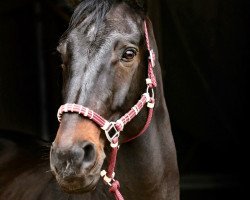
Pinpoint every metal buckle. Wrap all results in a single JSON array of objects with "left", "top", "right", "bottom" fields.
[{"left": 104, "top": 122, "right": 120, "bottom": 145}]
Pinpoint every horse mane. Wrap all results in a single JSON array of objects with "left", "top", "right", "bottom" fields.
[
  {"left": 61, "top": 0, "right": 147, "bottom": 40},
  {"left": 66, "top": 0, "right": 147, "bottom": 11},
  {"left": 63, "top": 0, "right": 112, "bottom": 37}
]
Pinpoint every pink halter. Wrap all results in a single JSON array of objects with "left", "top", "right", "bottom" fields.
[{"left": 57, "top": 21, "right": 156, "bottom": 200}]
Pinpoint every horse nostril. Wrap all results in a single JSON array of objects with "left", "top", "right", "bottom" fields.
[{"left": 81, "top": 142, "right": 96, "bottom": 169}]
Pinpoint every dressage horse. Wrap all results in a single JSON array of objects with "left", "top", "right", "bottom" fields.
[{"left": 50, "top": 0, "right": 179, "bottom": 199}]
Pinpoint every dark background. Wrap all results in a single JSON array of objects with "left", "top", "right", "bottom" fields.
[{"left": 0, "top": 0, "right": 248, "bottom": 199}]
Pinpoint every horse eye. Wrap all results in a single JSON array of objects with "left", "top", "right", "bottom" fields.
[{"left": 121, "top": 48, "right": 137, "bottom": 62}]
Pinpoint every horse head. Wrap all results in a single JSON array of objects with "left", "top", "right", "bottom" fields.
[{"left": 50, "top": 0, "right": 157, "bottom": 193}]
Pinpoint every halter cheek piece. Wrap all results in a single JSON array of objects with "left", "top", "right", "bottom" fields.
[{"left": 57, "top": 21, "right": 156, "bottom": 200}]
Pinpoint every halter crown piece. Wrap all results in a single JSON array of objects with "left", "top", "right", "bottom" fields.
[{"left": 57, "top": 21, "right": 156, "bottom": 200}]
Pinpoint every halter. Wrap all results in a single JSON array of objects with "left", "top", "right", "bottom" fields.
[{"left": 57, "top": 21, "right": 156, "bottom": 200}]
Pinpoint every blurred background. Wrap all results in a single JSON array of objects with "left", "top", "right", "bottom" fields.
[{"left": 0, "top": 0, "right": 248, "bottom": 199}]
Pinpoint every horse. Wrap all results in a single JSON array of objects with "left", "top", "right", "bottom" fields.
[
  {"left": 0, "top": 0, "right": 178, "bottom": 199},
  {"left": 49, "top": 0, "right": 179, "bottom": 199}
]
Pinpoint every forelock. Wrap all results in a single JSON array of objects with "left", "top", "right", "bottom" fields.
[{"left": 61, "top": 0, "right": 146, "bottom": 40}]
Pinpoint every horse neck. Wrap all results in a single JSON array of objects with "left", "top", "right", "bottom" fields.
[
  {"left": 122, "top": 69, "right": 172, "bottom": 157},
  {"left": 114, "top": 70, "right": 178, "bottom": 199}
]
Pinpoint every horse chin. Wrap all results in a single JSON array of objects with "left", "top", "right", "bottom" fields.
[
  {"left": 57, "top": 174, "right": 100, "bottom": 194},
  {"left": 53, "top": 161, "right": 104, "bottom": 194}
]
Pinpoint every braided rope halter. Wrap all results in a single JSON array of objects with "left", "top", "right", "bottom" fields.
[{"left": 57, "top": 21, "right": 156, "bottom": 200}]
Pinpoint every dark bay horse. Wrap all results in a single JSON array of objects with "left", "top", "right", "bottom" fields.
[
  {"left": 50, "top": 0, "right": 179, "bottom": 199},
  {"left": 0, "top": 0, "right": 179, "bottom": 200}
]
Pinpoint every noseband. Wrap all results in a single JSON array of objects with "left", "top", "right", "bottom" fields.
[{"left": 57, "top": 21, "right": 157, "bottom": 200}]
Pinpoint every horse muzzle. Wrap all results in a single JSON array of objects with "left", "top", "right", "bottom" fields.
[{"left": 50, "top": 116, "right": 106, "bottom": 193}]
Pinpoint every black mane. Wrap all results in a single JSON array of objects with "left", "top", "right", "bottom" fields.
[
  {"left": 72, "top": 0, "right": 113, "bottom": 27},
  {"left": 64, "top": 0, "right": 113, "bottom": 37}
]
